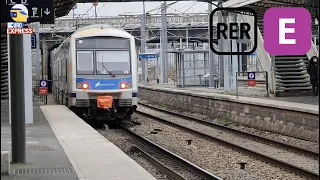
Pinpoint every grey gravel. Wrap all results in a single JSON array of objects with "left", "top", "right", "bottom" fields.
[
  {"left": 132, "top": 113, "right": 308, "bottom": 180},
  {"left": 139, "top": 100, "right": 319, "bottom": 154},
  {"left": 137, "top": 105, "right": 319, "bottom": 175},
  {"left": 97, "top": 124, "right": 169, "bottom": 180}
]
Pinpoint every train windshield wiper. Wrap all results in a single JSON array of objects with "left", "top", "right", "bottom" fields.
[{"left": 101, "top": 62, "right": 115, "bottom": 77}]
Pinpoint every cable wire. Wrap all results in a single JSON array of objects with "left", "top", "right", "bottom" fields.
[{"left": 80, "top": 5, "right": 94, "bottom": 18}]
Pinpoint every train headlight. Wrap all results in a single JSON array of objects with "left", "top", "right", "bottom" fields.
[
  {"left": 76, "top": 82, "right": 89, "bottom": 89},
  {"left": 120, "top": 82, "right": 127, "bottom": 89},
  {"left": 82, "top": 82, "right": 89, "bottom": 89},
  {"left": 120, "top": 82, "right": 131, "bottom": 89}
]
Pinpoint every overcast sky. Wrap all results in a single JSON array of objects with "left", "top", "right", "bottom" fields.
[{"left": 63, "top": 1, "right": 213, "bottom": 18}]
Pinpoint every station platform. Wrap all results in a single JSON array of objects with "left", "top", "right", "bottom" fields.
[
  {"left": 139, "top": 80, "right": 319, "bottom": 112},
  {"left": 1, "top": 102, "right": 156, "bottom": 180},
  {"left": 138, "top": 80, "right": 319, "bottom": 142}
]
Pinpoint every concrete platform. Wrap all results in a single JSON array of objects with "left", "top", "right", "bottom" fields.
[
  {"left": 41, "top": 105, "right": 156, "bottom": 180},
  {"left": 1, "top": 100, "right": 79, "bottom": 180},
  {"left": 1, "top": 101, "right": 156, "bottom": 180},
  {"left": 138, "top": 82, "right": 319, "bottom": 142}
]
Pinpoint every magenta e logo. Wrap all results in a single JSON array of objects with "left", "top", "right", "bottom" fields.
[{"left": 263, "top": 7, "right": 311, "bottom": 55}]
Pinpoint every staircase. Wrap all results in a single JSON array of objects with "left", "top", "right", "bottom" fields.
[
  {"left": 257, "top": 17, "right": 313, "bottom": 96},
  {"left": 312, "top": 25, "right": 319, "bottom": 51},
  {"left": 1, "top": 28, "right": 9, "bottom": 100}
]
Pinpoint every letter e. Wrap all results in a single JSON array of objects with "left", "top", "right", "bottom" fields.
[{"left": 279, "top": 18, "right": 296, "bottom": 44}]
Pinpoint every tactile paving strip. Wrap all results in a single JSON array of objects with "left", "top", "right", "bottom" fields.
[
  {"left": 11, "top": 167, "right": 75, "bottom": 174},
  {"left": 26, "top": 145, "right": 57, "bottom": 151}
]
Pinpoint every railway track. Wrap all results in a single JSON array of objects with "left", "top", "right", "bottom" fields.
[
  {"left": 121, "top": 125, "right": 223, "bottom": 180},
  {"left": 136, "top": 102, "right": 319, "bottom": 180}
]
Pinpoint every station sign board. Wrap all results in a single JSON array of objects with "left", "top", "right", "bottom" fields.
[
  {"left": 31, "top": 34, "right": 36, "bottom": 48},
  {"left": 247, "top": 72, "right": 256, "bottom": 87},
  {"left": 139, "top": 53, "right": 159, "bottom": 60},
  {"left": 39, "top": 80, "right": 48, "bottom": 95}
]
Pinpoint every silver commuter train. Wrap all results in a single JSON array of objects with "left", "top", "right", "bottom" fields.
[{"left": 51, "top": 24, "right": 138, "bottom": 126}]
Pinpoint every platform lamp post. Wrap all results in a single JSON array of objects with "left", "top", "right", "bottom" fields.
[
  {"left": 72, "top": 4, "right": 77, "bottom": 19},
  {"left": 93, "top": 2, "right": 98, "bottom": 20}
]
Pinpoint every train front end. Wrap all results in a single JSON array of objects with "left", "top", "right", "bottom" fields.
[{"left": 69, "top": 28, "right": 137, "bottom": 125}]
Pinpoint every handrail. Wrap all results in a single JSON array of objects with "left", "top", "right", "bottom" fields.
[
  {"left": 306, "top": 40, "right": 319, "bottom": 60},
  {"left": 239, "top": 14, "right": 274, "bottom": 94}
]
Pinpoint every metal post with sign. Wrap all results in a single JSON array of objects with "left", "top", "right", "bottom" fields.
[
  {"left": 139, "top": 53, "right": 159, "bottom": 82},
  {"left": 248, "top": 72, "right": 256, "bottom": 87}
]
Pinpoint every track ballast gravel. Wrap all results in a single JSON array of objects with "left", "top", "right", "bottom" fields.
[
  {"left": 137, "top": 105, "right": 319, "bottom": 175},
  {"left": 130, "top": 113, "right": 308, "bottom": 180}
]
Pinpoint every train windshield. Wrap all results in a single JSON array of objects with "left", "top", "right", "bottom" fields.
[
  {"left": 96, "top": 50, "right": 131, "bottom": 75},
  {"left": 75, "top": 36, "right": 131, "bottom": 75}
]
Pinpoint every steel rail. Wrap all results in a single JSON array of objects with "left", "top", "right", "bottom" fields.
[{"left": 122, "top": 125, "right": 223, "bottom": 180}]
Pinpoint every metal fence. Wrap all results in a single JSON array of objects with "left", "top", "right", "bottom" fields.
[
  {"left": 236, "top": 71, "right": 269, "bottom": 98},
  {"left": 171, "top": 50, "right": 218, "bottom": 87},
  {"left": 32, "top": 80, "right": 48, "bottom": 105},
  {"left": 52, "top": 80, "right": 68, "bottom": 106},
  {"left": 32, "top": 80, "right": 67, "bottom": 106}
]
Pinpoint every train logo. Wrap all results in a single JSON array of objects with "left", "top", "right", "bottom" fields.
[
  {"left": 95, "top": 82, "right": 100, "bottom": 88},
  {"left": 10, "top": 4, "right": 29, "bottom": 23},
  {"left": 95, "top": 82, "right": 115, "bottom": 88}
]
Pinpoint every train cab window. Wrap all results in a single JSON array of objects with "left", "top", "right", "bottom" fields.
[
  {"left": 96, "top": 50, "right": 131, "bottom": 75},
  {"left": 76, "top": 51, "right": 94, "bottom": 74}
]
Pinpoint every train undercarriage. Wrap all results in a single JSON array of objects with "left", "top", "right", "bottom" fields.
[{"left": 70, "top": 98, "right": 136, "bottom": 128}]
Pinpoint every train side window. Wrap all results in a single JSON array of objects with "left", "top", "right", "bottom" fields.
[{"left": 76, "top": 51, "right": 94, "bottom": 74}]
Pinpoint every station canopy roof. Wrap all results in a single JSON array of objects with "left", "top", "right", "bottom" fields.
[{"left": 54, "top": 0, "right": 77, "bottom": 18}]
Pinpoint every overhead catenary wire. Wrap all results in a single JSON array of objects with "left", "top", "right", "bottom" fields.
[
  {"left": 80, "top": 5, "right": 94, "bottom": 18},
  {"left": 146, "top": 1, "right": 178, "bottom": 14}
]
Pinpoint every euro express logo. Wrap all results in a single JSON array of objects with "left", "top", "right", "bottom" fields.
[
  {"left": 7, "top": 28, "right": 33, "bottom": 34},
  {"left": 10, "top": 4, "right": 29, "bottom": 23},
  {"left": 7, "top": 4, "right": 34, "bottom": 34},
  {"left": 209, "top": 7, "right": 312, "bottom": 56}
]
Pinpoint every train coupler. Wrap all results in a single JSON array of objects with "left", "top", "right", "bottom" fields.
[{"left": 97, "top": 95, "right": 113, "bottom": 110}]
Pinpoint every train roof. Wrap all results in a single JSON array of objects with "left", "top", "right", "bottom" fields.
[
  {"left": 71, "top": 24, "right": 133, "bottom": 39},
  {"left": 74, "top": 24, "right": 116, "bottom": 33},
  {"left": 52, "top": 24, "right": 134, "bottom": 53}
]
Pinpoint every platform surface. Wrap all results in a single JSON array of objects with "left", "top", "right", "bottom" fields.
[
  {"left": 1, "top": 100, "right": 79, "bottom": 180},
  {"left": 139, "top": 80, "right": 319, "bottom": 114},
  {"left": 41, "top": 105, "right": 157, "bottom": 180}
]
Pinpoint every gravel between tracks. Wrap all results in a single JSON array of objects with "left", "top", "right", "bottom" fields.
[
  {"left": 137, "top": 105, "right": 319, "bottom": 175},
  {"left": 132, "top": 113, "right": 308, "bottom": 180},
  {"left": 97, "top": 124, "right": 170, "bottom": 180},
  {"left": 139, "top": 100, "right": 319, "bottom": 154}
]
